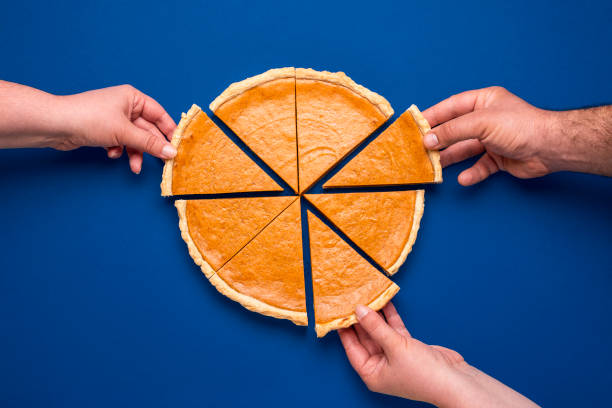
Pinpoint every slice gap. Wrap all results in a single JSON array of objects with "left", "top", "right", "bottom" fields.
[
  {"left": 210, "top": 68, "right": 299, "bottom": 193},
  {"left": 305, "top": 190, "right": 425, "bottom": 275},
  {"left": 324, "top": 105, "right": 442, "bottom": 189},
  {"left": 295, "top": 68, "right": 393, "bottom": 194},
  {"left": 161, "top": 105, "right": 282, "bottom": 196},
  {"left": 306, "top": 209, "right": 399, "bottom": 337}
]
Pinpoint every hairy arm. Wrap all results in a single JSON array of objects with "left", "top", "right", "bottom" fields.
[{"left": 421, "top": 87, "right": 612, "bottom": 185}]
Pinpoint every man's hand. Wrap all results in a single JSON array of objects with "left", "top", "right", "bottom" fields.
[
  {"left": 422, "top": 87, "right": 612, "bottom": 185},
  {"left": 0, "top": 81, "right": 177, "bottom": 174},
  {"left": 339, "top": 303, "right": 539, "bottom": 408}
]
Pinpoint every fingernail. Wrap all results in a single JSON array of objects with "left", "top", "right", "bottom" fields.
[
  {"left": 161, "top": 145, "right": 177, "bottom": 159},
  {"left": 424, "top": 133, "right": 439, "bottom": 148},
  {"left": 109, "top": 150, "right": 121, "bottom": 159},
  {"left": 355, "top": 305, "right": 370, "bottom": 320},
  {"left": 459, "top": 172, "right": 472, "bottom": 185}
]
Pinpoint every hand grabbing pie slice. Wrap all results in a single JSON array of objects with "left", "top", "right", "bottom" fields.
[
  {"left": 161, "top": 105, "right": 282, "bottom": 196},
  {"left": 175, "top": 196, "right": 296, "bottom": 277},
  {"left": 209, "top": 198, "right": 307, "bottom": 326},
  {"left": 307, "top": 210, "right": 399, "bottom": 337},
  {"left": 305, "top": 191, "right": 424, "bottom": 275},
  {"left": 324, "top": 105, "right": 442, "bottom": 188},
  {"left": 210, "top": 68, "right": 299, "bottom": 193},
  {"left": 296, "top": 68, "right": 393, "bottom": 193}
]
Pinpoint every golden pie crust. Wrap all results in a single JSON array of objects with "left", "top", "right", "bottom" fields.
[
  {"left": 307, "top": 210, "right": 399, "bottom": 337},
  {"left": 305, "top": 190, "right": 424, "bottom": 275},
  {"left": 210, "top": 68, "right": 299, "bottom": 192},
  {"left": 296, "top": 68, "right": 393, "bottom": 193},
  {"left": 324, "top": 105, "right": 442, "bottom": 188},
  {"left": 209, "top": 198, "right": 307, "bottom": 326},
  {"left": 160, "top": 104, "right": 282, "bottom": 196},
  {"left": 175, "top": 196, "right": 296, "bottom": 276}
]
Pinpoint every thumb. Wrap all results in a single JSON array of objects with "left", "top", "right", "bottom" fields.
[
  {"left": 119, "top": 121, "right": 177, "bottom": 160},
  {"left": 423, "top": 111, "right": 489, "bottom": 150},
  {"left": 355, "top": 305, "right": 402, "bottom": 353}
]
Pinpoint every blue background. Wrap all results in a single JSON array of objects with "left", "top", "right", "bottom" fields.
[{"left": 1, "top": 0, "right": 611, "bottom": 407}]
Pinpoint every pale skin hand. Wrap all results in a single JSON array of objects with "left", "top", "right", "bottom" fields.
[
  {"left": 422, "top": 86, "right": 612, "bottom": 185},
  {"left": 339, "top": 303, "right": 539, "bottom": 408},
  {"left": 0, "top": 81, "right": 177, "bottom": 174}
]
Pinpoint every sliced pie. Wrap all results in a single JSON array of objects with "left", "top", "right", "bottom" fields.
[
  {"left": 307, "top": 210, "right": 399, "bottom": 337},
  {"left": 175, "top": 196, "right": 296, "bottom": 277},
  {"left": 209, "top": 198, "right": 307, "bottom": 326},
  {"left": 305, "top": 190, "right": 424, "bottom": 275},
  {"left": 160, "top": 104, "right": 282, "bottom": 196},
  {"left": 210, "top": 68, "right": 299, "bottom": 193},
  {"left": 296, "top": 68, "right": 393, "bottom": 193},
  {"left": 324, "top": 105, "right": 442, "bottom": 188}
]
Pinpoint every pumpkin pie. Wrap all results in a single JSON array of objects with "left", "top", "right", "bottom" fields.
[
  {"left": 175, "top": 196, "right": 296, "bottom": 277},
  {"left": 161, "top": 104, "right": 282, "bottom": 196},
  {"left": 307, "top": 210, "right": 399, "bottom": 337},
  {"left": 296, "top": 68, "right": 393, "bottom": 193},
  {"left": 324, "top": 105, "right": 442, "bottom": 188},
  {"left": 305, "top": 190, "right": 424, "bottom": 275},
  {"left": 210, "top": 68, "right": 299, "bottom": 193},
  {"left": 209, "top": 198, "right": 307, "bottom": 326}
]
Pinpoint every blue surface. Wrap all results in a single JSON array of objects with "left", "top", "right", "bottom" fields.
[{"left": 1, "top": 1, "right": 611, "bottom": 407}]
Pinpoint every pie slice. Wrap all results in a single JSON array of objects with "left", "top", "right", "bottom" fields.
[
  {"left": 324, "top": 105, "right": 442, "bottom": 188},
  {"left": 175, "top": 196, "right": 296, "bottom": 277},
  {"left": 160, "top": 104, "right": 282, "bottom": 196},
  {"left": 209, "top": 198, "right": 307, "bottom": 326},
  {"left": 210, "top": 68, "right": 299, "bottom": 193},
  {"left": 307, "top": 210, "right": 399, "bottom": 337},
  {"left": 296, "top": 68, "right": 393, "bottom": 193},
  {"left": 305, "top": 191, "right": 424, "bottom": 275}
]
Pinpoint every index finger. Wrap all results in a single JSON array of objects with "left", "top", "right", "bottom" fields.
[
  {"left": 422, "top": 89, "right": 482, "bottom": 127},
  {"left": 139, "top": 92, "right": 177, "bottom": 139},
  {"left": 338, "top": 328, "right": 370, "bottom": 373},
  {"left": 382, "top": 302, "right": 411, "bottom": 338}
]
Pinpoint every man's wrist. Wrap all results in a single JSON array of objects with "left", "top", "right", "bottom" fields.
[{"left": 540, "top": 107, "right": 612, "bottom": 176}]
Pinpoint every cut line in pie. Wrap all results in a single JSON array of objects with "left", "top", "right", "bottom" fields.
[
  {"left": 162, "top": 67, "right": 442, "bottom": 337},
  {"left": 325, "top": 106, "right": 442, "bottom": 188},
  {"left": 161, "top": 104, "right": 282, "bottom": 196},
  {"left": 305, "top": 190, "right": 424, "bottom": 275}
]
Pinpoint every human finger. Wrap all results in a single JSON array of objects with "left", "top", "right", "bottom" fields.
[
  {"left": 136, "top": 91, "right": 176, "bottom": 139},
  {"left": 126, "top": 147, "right": 143, "bottom": 174},
  {"left": 440, "top": 139, "right": 485, "bottom": 168},
  {"left": 458, "top": 152, "right": 500, "bottom": 186},
  {"left": 422, "top": 89, "right": 484, "bottom": 127},
  {"left": 355, "top": 305, "right": 402, "bottom": 353},
  {"left": 106, "top": 146, "right": 123, "bottom": 159},
  {"left": 423, "top": 111, "right": 489, "bottom": 150},
  {"left": 354, "top": 323, "right": 382, "bottom": 355},
  {"left": 381, "top": 302, "right": 411, "bottom": 338},
  {"left": 118, "top": 120, "right": 176, "bottom": 160},
  {"left": 338, "top": 328, "right": 370, "bottom": 374}
]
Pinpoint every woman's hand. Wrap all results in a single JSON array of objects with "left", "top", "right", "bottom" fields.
[
  {"left": 56, "top": 85, "right": 177, "bottom": 174},
  {"left": 339, "top": 303, "right": 539, "bottom": 408},
  {"left": 0, "top": 81, "right": 177, "bottom": 174}
]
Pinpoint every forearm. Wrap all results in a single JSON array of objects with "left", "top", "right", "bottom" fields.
[
  {"left": 0, "top": 80, "right": 71, "bottom": 149},
  {"left": 437, "top": 363, "right": 539, "bottom": 408},
  {"left": 543, "top": 106, "right": 612, "bottom": 176}
]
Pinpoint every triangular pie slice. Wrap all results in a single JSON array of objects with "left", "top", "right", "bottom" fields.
[
  {"left": 160, "top": 104, "right": 282, "bottom": 196},
  {"left": 175, "top": 196, "right": 296, "bottom": 277},
  {"left": 209, "top": 198, "right": 307, "bottom": 326},
  {"left": 307, "top": 210, "right": 399, "bottom": 337},
  {"left": 210, "top": 68, "right": 299, "bottom": 193},
  {"left": 296, "top": 68, "right": 393, "bottom": 193},
  {"left": 324, "top": 105, "right": 442, "bottom": 188},
  {"left": 306, "top": 191, "right": 424, "bottom": 275}
]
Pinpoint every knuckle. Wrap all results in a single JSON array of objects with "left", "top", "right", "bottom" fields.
[{"left": 144, "top": 133, "right": 159, "bottom": 153}]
